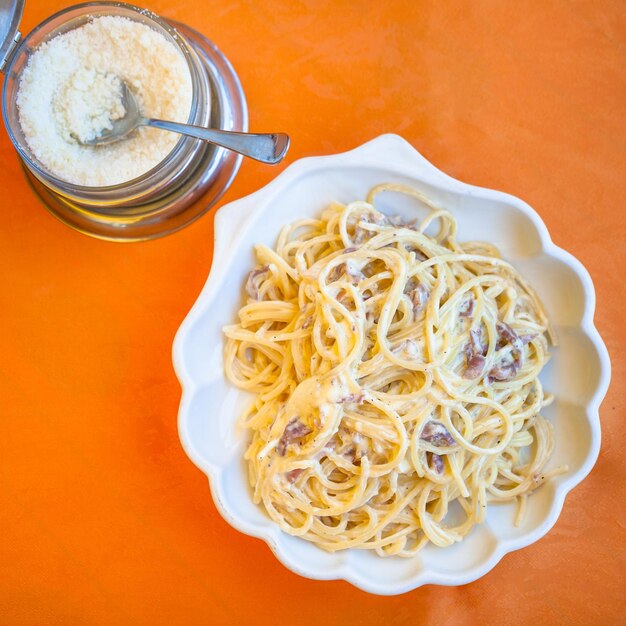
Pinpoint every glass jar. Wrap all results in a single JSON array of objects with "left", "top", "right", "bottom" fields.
[{"left": 1, "top": 1, "right": 247, "bottom": 241}]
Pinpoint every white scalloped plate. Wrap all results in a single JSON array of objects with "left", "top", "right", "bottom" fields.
[{"left": 173, "top": 134, "right": 610, "bottom": 594}]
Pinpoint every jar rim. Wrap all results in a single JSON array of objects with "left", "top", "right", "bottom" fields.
[{"left": 2, "top": 1, "right": 204, "bottom": 192}]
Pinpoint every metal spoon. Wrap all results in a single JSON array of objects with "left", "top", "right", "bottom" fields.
[{"left": 81, "top": 80, "right": 290, "bottom": 165}]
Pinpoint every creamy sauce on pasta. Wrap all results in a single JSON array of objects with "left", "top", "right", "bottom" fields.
[{"left": 223, "top": 183, "right": 566, "bottom": 557}]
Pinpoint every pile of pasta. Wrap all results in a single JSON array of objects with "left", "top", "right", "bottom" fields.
[{"left": 223, "top": 183, "right": 563, "bottom": 556}]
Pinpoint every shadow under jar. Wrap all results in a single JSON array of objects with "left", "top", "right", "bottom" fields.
[{"left": 1, "top": 1, "right": 247, "bottom": 241}]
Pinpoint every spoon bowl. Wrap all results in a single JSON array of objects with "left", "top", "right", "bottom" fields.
[{"left": 83, "top": 80, "right": 290, "bottom": 165}]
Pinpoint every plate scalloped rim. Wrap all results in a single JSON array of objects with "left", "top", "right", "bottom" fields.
[{"left": 173, "top": 134, "right": 611, "bottom": 594}]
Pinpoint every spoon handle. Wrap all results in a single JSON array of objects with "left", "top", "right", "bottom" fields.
[{"left": 145, "top": 119, "right": 289, "bottom": 164}]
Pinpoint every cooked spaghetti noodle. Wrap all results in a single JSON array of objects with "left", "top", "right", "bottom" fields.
[{"left": 223, "top": 183, "right": 563, "bottom": 556}]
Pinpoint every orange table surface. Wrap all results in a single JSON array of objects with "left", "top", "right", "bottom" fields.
[{"left": 1, "top": 1, "right": 624, "bottom": 623}]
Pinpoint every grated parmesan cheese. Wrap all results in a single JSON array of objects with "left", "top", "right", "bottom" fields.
[
  {"left": 16, "top": 16, "right": 193, "bottom": 186},
  {"left": 52, "top": 69, "right": 126, "bottom": 144}
]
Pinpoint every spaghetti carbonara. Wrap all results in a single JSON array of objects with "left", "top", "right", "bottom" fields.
[{"left": 223, "top": 183, "right": 563, "bottom": 556}]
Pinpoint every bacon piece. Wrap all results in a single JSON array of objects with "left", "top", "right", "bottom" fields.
[
  {"left": 301, "top": 315, "right": 314, "bottom": 329},
  {"left": 429, "top": 452, "right": 444, "bottom": 474},
  {"left": 459, "top": 295, "right": 475, "bottom": 318},
  {"left": 463, "top": 327, "right": 487, "bottom": 378},
  {"left": 344, "top": 444, "right": 363, "bottom": 463},
  {"left": 370, "top": 212, "right": 388, "bottom": 226},
  {"left": 245, "top": 265, "right": 269, "bottom": 300},
  {"left": 386, "top": 215, "right": 404, "bottom": 227},
  {"left": 337, "top": 392, "right": 365, "bottom": 405},
  {"left": 323, "top": 439, "right": 337, "bottom": 454},
  {"left": 285, "top": 468, "right": 304, "bottom": 483},
  {"left": 420, "top": 421, "right": 455, "bottom": 447},
  {"left": 406, "top": 282, "right": 429, "bottom": 315},
  {"left": 496, "top": 321, "right": 523, "bottom": 351},
  {"left": 277, "top": 418, "right": 313, "bottom": 456},
  {"left": 328, "top": 260, "right": 364, "bottom": 284},
  {"left": 488, "top": 353, "right": 521, "bottom": 381},
  {"left": 468, "top": 328, "right": 486, "bottom": 355},
  {"left": 352, "top": 212, "right": 388, "bottom": 243},
  {"left": 489, "top": 322, "right": 524, "bottom": 381},
  {"left": 385, "top": 215, "right": 421, "bottom": 230},
  {"left": 463, "top": 354, "right": 486, "bottom": 379}
]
